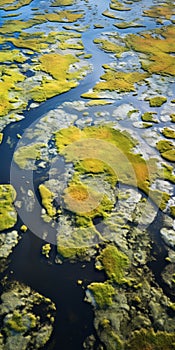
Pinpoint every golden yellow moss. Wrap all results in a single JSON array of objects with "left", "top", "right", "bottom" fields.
[
  {"left": 114, "top": 21, "right": 145, "bottom": 29},
  {"left": 0, "top": 0, "right": 14, "bottom": 7},
  {"left": 30, "top": 53, "right": 82, "bottom": 101},
  {"left": 0, "top": 65, "right": 26, "bottom": 117},
  {"left": 94, "top": 38, "right": 128, "bottom": 58},
  {"left": 88, "top": 282, "right": 115, "bottom": 308},
  {"left": 125, "top": 25, "right": 175, "bottom": 75},
  {"left": 110, "top": 0, "right": 131, "bottom": 11},
  {"left": 0, "top": 19, "right": 39, "bottom": 34},
  {"left": 141, "top": 111, "right": 158, "bottom": 123},
  {"left": 57, "top": 225, "right": 99, "bottom": 260},
  {"left": 156, "top": 140, "right": 175, "bottom": 162},
  {"left": 94, "top": 67, "right": 148, "bottom": 93},
  {"left": 14, "top": 143, "right": 46, "bottom": 169},
  {"left": 143, "top": 2, "right": 175, "bottom": 21},
  {"left": 55, "top": 125, "right": 171, "bottom": 210},
  {"left": 35, "top": 53, "right": 78, "bottom": 80},
  {"left": 0, "top": 133, "right": 3, "bottom": 144},
  {"left": 58, "top": 32, "right": 84, "bottom": 50},
  {"left": 34, "top": 11, "right": 83, "bottom": 23},
  {"left": 0, "top": 184, "right": 17, "bottom": 231},
  {"left": 0, "top": 50, "right": 26, "bottom": 63},
  {"left": 102, "top": 10, "right": 117, "bottom": 19},
  {"left": 86, "top": 99, "right": 113, "bottom": 106},
  {"left": 148, "top": 96, "right": 167, "bottom": 107},
  {"left": 162, "top": 127, "right": 175, "bottom": 139},
  {"left": 39, "top": 184, "right": 56, "bottom": 217},
  {"left": 51, "top": 0, "right": 74, "bottom": 5},
  {"left": 7, "top": 32, "right": 57, "bottom": 52},
  {"left": 170, "top": 206, "right": 175, "bottom": 218},
  {"left": 63, "top": 179, "right": 113, "bottom": 218},
  {"left": 1, "top": 0, "right": 32, "bottom": 11},
  {"left": 42, "top": 243, "right": 51, "bottom": 258},
  {"left": 170, "top": 114, "right": 175, "bottom": 123},
  {"left": 96, "top": 244, "right": 129, "bottom": 284},
  {"left": 126, "top": 328, "right": 175, "bottom": 350}
]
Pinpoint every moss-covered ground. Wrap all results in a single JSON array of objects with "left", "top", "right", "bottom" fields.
[{"left": 0, "top": 184, "right": 17, "bottom": 231}]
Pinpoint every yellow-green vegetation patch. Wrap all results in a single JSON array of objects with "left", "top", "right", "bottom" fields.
[
  {"left": 114, "top": 21, "right": 145, "bottom": 29},
  {"left": 0, "top": 133, "right": 3, "bottom": 144},
  {"left": 170, "top": 206, "right": 175, "bottom": 218},
  {"left": 57, "top": 225, "right": 99, "bottom": 260},
  {"left": 30, "top": 53, "right": 82, "bottom": 102},
  {"left": 0, "top": 0, "right": 32, "bottom": 11},
  {"left": 0, "top": 184, "right": 17, "bottom": 231},
  {"left": 94, "top": 38, "right": 128, "bottom": 58},
  {"left": 0, "top": 50, "right": 26, "bottom": 63},
  {"left": 141, "top": 111, "right": 158, "bottom": 123},
  {"left": 0, "top": 19, "right": 40, "bottom": 34},
  {"left": 74, "top": 158, "right": 118, "bottom": 187},
  {"left": 156, "top": 140, "right": 175, "bottom": 162},
  {"left": 4, "top": 309, "right": 36, "bottom": 333},
  {"left": 42, "top": 243, "right": 51, "bottom": 258},
  {"left": 162, "top": 163, "right": 175, "bottom": 183},
  {"left": 102, "top": 10, "right": 117, "bottom": 19},
  {"left": 110, "top": 0, "right": 131, "bottom": 11},
  {"left": 86, "top": 99, "right": 113, "bottom": 106},
  {"left": 0, "top": 0, "right": 14, "bottom": 7},
  {"left": 96, "top": 245, "right": 129, "bottom": 284},
  {"left": 39, "top": 184, "right": 56, "bottom": 217},
  {"left": 125, "top": 328, "right": 175, "bottom": 350},
  {"left": 143, "top": 2, "right": 175, "bottom": 21},
  {"left": 14, "top": 143, "right": 46, "bottom": 169},
  {"left": 63, "top": 179, "right": 113, "bottom": 219},
  {"left": 51, "top": 0, "right": 74, "bottom": 6},
  {"left": 57, "top": 32, "right": 84, "bottom": 50},
  {"left": 94, "top": 24, "right": 105, "bottom": 29},
  {"left": 87, "top": 281, "right": 115, "bottom": 308},
  {"left": 81, "top": 91, "right": 101, "bottom": 99},
  {"left": 7, "top": 32, "right": 58, "bottom": 52},
  {"left": 55, "top": 125, "right": 172, "bottom": 210},
  {"left": 34, "top": 10, "right": 83, "bottom": 23},
  {"left": 125, "top": 25, "right": 175, "bottom": 75},
  {"left": 148, "top": 96, "right": 167, "bottom": 107},
  {"left": 92, "top": 66, "right": 148, "bottom": 93},
  {"left": 162, "top": 127, "right": 175, "bottom": 139},
  {"left": 170, "top": 114, "right": 175, "bottom": 123},
  {"left": 0, "top": 65, "right": 26, "bottom": 117}
]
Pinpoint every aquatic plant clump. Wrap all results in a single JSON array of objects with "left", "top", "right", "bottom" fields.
[
  {"left": 126, "top": 328, "right": 175, "bottom": 350},
  {"left": 39, "top": 184, "right": 56, "bottom": 217},
  {"left": 156, "top": 140, "right": 175, "bottom": 162},
  {"left": 87, "top": 281, "right": 115, "bottom": 308},
  {"left": 93, "top": 67, "right": 148, "bottom": 93},
  {"left": 125, "top": 25, "right": 175, "bottom": 76},
  {"left": 0, "top": 281, "right": 56, "bottom": 349},
  {"left": 0, "top": 65, "right": 26, "bottom": 117},
  {"left": 0, "top": 185, "right": 17, "bottom": 231},
  {"left": 14, "top": 143, "right": 46, "bottom": 169},
  {"left": 63, "top": 179, "right": 114, "bottom": 218},
  {"left": 51, "top": 0, "right": 74, "bottom": 6},
  {"left": 96, "top": 245, "right": 129, "bottom": 284},
  {"left": 55, "top": 125, "right": 170, "bottom": 210},
  {"left": 30, "top": 53, "right": 88, "bottom": 102},
  {"left": 94, "top": 38, "right": 128, "bottom": 58}
]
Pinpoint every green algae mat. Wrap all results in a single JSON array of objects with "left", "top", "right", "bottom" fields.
[{"left": 0, "top": 0, "right": 175, "bottom": 349}]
